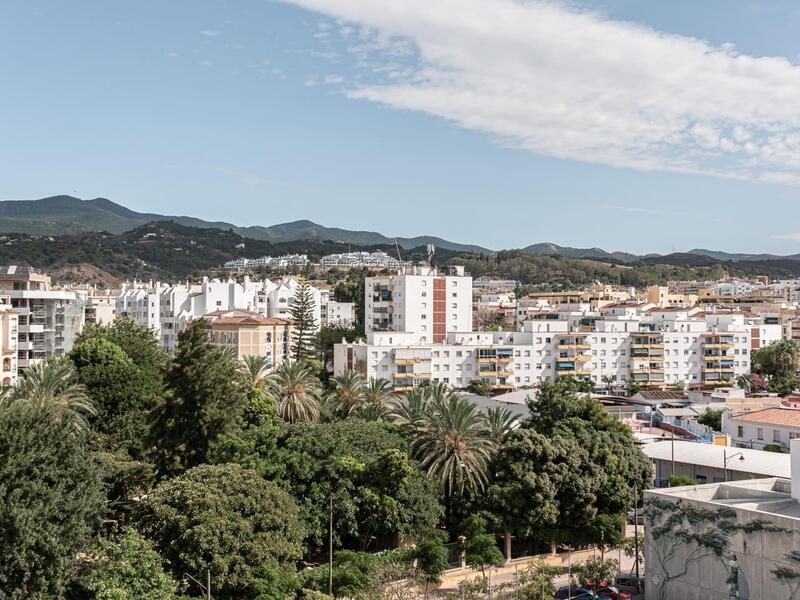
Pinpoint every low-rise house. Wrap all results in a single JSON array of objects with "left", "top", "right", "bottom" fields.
[{"left": 725, "top": 407, "right": 800, "bottom": 452}]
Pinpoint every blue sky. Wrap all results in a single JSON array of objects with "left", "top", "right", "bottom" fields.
[{"left": 3, "top": 1, "right": 800, "bottom": 254}]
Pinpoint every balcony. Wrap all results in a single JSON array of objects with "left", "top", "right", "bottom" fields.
[{"left": 702, "top": 343, "right": 735, "bottom": 350}]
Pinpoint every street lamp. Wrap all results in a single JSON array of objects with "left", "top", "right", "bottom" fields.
[
  {"left": 180, "top": 571, "right": 211, "bottom": 600},
  {"left": 723, "top": 449, "right": 745, "bottom": 482},
  {"left": 661, "top": 430, "right": 675, "bottom": 481}
]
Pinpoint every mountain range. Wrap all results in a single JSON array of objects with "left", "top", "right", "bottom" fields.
[{"left": 2, "top": 195, "right": 800, "bottom": 263}]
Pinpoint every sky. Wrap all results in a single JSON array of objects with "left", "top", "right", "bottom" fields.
[{"left": 3, "top": 1, "right": 800, "bottom": 254}]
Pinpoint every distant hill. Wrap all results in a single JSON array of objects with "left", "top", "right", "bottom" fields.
[
  {"left": 0, "top": 221, "right": 462, "bottom": 284},
  {"left": 0, "top": 196, "right": 491, "bottom": 254},
  {"left": 521, "top": 242, "right": 641, "bottom": 263}
]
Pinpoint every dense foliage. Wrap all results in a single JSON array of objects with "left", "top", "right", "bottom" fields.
[
  {"left": 133, "top": 463, "right": 305, "bottom": 597},
  {"left": 0, "top": 401, "right": 104, "bottom": 597}
]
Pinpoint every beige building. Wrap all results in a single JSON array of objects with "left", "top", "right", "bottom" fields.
[
  {"left": 646, "top": 285, "right": 698, "bottom": 307},
  {"left": 204, "top": 309, "right": 293, "bottom": 370},
  {"left": 0, "top": 295, "right": 18, "bottom": 385}
]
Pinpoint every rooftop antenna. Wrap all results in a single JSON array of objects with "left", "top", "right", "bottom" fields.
[
  {"left": 395, "top": 239, "right": 402, "bottom": 262},
  {"left": 427, "top": 244, "right": 436, "bottom": 266}
]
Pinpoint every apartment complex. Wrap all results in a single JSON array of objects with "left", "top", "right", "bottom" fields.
[
  {"left": 204, "top": 309, "right": 292, "bottom": 368},
  {"left": 117, "top": 275, "right": 323, "bottom": 352},
  {"left": 0, "top": 295, "right": 18, "bottom": 385},
  {"left": 319, "top": 251, "right": 411, "bottom": 269},
  {"left": 0, "top": 266, "right": 84, "bottom": 373},
  {"left": 336, "top": 271, "right": 756, "bottom": 393},
  {"left": 223, "top": 254, "right": 309, "bottom": 272},
  {"left": 365, "top": 265, "right": 472, "bottom": 341}
]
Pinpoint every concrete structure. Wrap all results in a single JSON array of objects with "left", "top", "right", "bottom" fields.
[
  {"left": 643, "top": 440, "right": 800, "bottom": 599},
  {"left": 365, "top": 266, "right": 472, "bottom": 341},
  {"left": 204, "top": 309, "right": 292, "bottom": 369},
  {"left": 81, "top": 287, "right": 117, "bottom": 325},
  {"left": 725, "top": 407, "right": 800, "bottom": 452},
  {"left": 0, "top": 266, "right": 84, "bottom": 373}
]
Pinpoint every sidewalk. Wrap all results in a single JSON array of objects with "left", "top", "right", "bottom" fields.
[{"left": 436, "top": 540, "right": 642, "bottom": 594}]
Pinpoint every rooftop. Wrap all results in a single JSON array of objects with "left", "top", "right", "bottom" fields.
[
  {"left": 641, "top": 439, "right": 790, "bottom": 478},
  {"left": 728, "top": 407, "right": 800, "bottom": 428}
]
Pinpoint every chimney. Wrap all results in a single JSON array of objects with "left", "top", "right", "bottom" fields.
[{"left": 792, "top": 438, "right": 800, "bottom": 500}]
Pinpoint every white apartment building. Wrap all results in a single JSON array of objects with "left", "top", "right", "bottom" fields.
[
  {"left": 323, "top": 300, "right": 355, "bottom": 327},
  {"left": 336, "top": 279, "right": 753, "bottom": 393},
  {"left": 223, "top": 254, "right": 309, "bottom": 272},
  {"left": 319, "top": 251, "right": 411, "bottom": 269},
  {"left": 117, "top": 275, "right": 324, "bottom": 352},
  {"left": 0, "top": 266, "right": 84, "bottom": 374},
  {"left": 0, "top": 295, "right": 18, "bottom": 385},
  {"left": 365, "top": 265, "right": 472, "bottom": 342}
]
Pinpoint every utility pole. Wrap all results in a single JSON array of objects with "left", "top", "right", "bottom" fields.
[
  {"left": 328, "top": 496, "right": 334, "bottom": 597},
  {"left": 207, "top": 570, "right": 211, "bottom": 600},
  {"left": 633, "top": 485, "right": 640, "bottom": 593}
]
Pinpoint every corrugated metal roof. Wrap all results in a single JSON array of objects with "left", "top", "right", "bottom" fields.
[{"left": 641, "top": 440, "right": 790, "bottom": 478}]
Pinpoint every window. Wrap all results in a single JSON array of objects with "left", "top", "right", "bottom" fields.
[
  {"left": 757, "top": 428, "right": 764, "bottom": 440},
  {"left": 774, "top": 430, "right": 781, "bottom": 442},
  {"left": 452, "top": 303, "right": 458, "bottom": 309}
]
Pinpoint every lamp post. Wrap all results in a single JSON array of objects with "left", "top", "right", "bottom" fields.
[
  {"left": 723, "top": 449, "right": 745, "bottom": 482},
  {"left": 660, "top": 430, "right": 675, "bottom": 482},
  {"left": 180, "top": 571, "right": 211, "bottom": 600}
]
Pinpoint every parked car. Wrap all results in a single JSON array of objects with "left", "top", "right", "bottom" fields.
[
  {"left": 595, "top": 585, "right": 631, "bottom": 599},
  {"left": 554, "top": 585, "right": 597, "bottom": 599},
  {"left": 615, "top": 575, "right": 645, "bottom": 593}
]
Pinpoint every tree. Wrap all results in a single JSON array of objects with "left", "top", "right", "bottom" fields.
[
  {"left": 485, "top": 407, "right": 519, "bottom": 449},
  {"left": 80, "top": 528, "right": 177, "bottom": 599},
  {"left": 68, "top": 337, "right": 154, "bottom": 455},
  {"left": 388, "top": 387, "right": 432, "bottom": 434},
  {"left": 489, "top": 381, "right": 649, "bottom": 550},
  {"left": 466, "top": 379, "right": 492, "bottom": 396},
  {"left": 411, "top": 388, "right": 493, "bottom": 498},
  {"left": 240, "top": 354, "right": 272, "bottom": 389},
  {"left": 408, "top": 530, "right": 449, "bottom": 597},
  {"left": 149, "top": 319, "right": 248, "bottom": 477},
  {"left": 357, "top": 377, "right": 393, "bottom": 420},
  {"left": 461, "top": 515, "right": 504, "bottom": 582},
  {"left": 77, "top": 317, "right": 167, "bottom": 396},
  {"left": 573, "top": 557, "right": 619, "bottom": 595},
  {"left": 627, "top": 381, "right": 642, "bottom": 395},
  {"left": 267, "top": 361, "right": 323, "bottom": 423},
  {"left": 754, "top": 339, "right": 800, "bottom": 379},
  {"left": 697, "top": 407, "right": 723, "bottom": 432},
  {"left": 0, "top": 401, "right": 104, "bottom": 596},
  {"left": 328, "top": 370, "right": 366, "bottom": 417},
  {"left": 290, "top": 280, "right": 318, "bottom": 362},
  {"left": 601, "top": 375, "right": 615, "bottom": 395},
  {"left": 5, "top": 358, "right": 95, "bottom": 435},
  {"left": 134, "top": 463, "right": 305, "bottom": 597}
]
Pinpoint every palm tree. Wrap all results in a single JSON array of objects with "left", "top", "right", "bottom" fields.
[
  {"left": 266, "top": 361, "right": 322, "bottom": 423},
  {"left": 485, "top": 406, "right": 519, "bottom": 448},
  {"left": 356, "top": 377, "right": 393, "bottom": 420},
  {"left": 240, "top": 355, "right": 271, "bottom": 389},
  {"left": 774, "top": 340, "right": 799, "bottom": 379},
  {"left": 328, "top": 369, "right": 366, "bottom": 417},
  {"left": 5, "top": 359, "right": 94, "bottom": 434},
  {"left": 411, "top": 391, "right": 493, "bottom": 497},
  {"left": 737, "top": 373, "right": 754, "bottom": 393},
  {"left": 601, "top": 375, "right": 615, "bottom": 396},
  {"left": 388, "top": 386, "right": 431, "bottom": 434}
]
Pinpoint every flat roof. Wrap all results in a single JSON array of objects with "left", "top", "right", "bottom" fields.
[{"left": 641, "top": 440, "right": 790, "bottom": 478}]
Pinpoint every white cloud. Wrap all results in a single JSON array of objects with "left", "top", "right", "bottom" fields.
[
  {"left": 198, "top": 60, "right": 214, "bottom": 67},
  {"left": 283, "top": 0, "right": 800, "bottom": 183},
  {"left": 200, "top": 29, "right": 220, "bottom": 37},
  {"left": 324, "top": 73, "right": 345, "bottom": 84}
]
